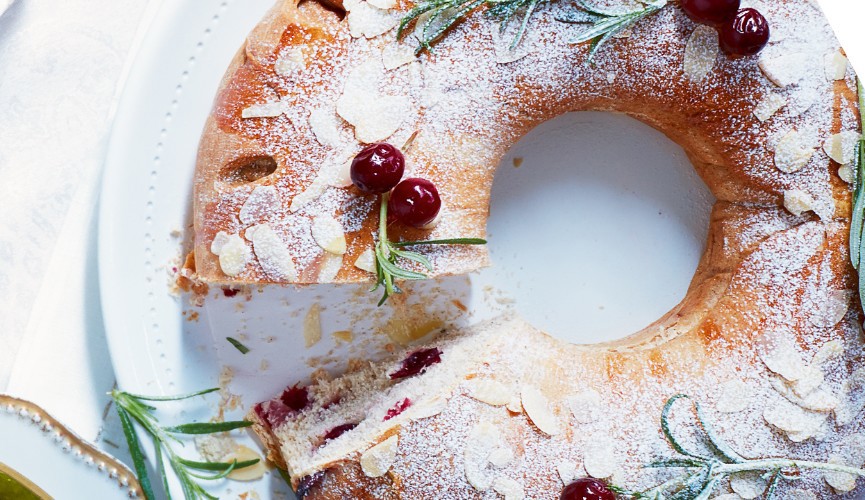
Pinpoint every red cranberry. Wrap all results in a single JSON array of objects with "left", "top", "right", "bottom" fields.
[
  {"left": 390, "top": 348, "right": 442, "bottom": 379},
  {"left": 681, "top": 0, "right": 740, "bottom": 26},
  {"left": 350, "top": 143, "right": 405, "bottom": 194},
  {"left": 296, "top": 470, "right": 326, "bottom": 498},
  {"left": 322, "top": 422, "right": 358, "bottom": 441},
  {"left": 719, "top": 8, "right": 770, "bottom": 56},
  {"left": 561, "top": 478, "right": 616, "bottom": 500},
  {"left": 388, "top": 178, "right": 441, "bottom": 228},
  {"left": 383, "top": 398, "right": 412, "bottom": 421},
  {"left": 280, "top": 384, "right": 310, "bottom": 412},
  {"left": 222, "top": 287, "right": 239, "bottom": 297},
  {"left": 254, "top": 400, "right": 291, "bottom": 429}
]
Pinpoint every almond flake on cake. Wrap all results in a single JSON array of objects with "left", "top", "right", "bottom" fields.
[
  {"left": 774, "top": 129, "right": 816, "bottom": 173},
  {"left": 492, "top": 476, "right": 525, "bottom": 500},
  {"left": 246, "top": 224, "right": 298, "bottom": 281},
  {"left": 239, "top": 185, "right": 279, "bottom": 225},
  {"left": 210, "top": 231, "right": 249, "bottom": 276},
  {"left": 311, "top": 214, "right": 347, "bottom": 255},
  {"left": 757, "top": 331, "right": 806, "bottom": 381},
  {"left": 729, "top": 471, "right": 769, "bottom": 499},
  {"left": 353, "top": 248, "right": 377, "bottom": 273},
  {"left": 753, "top": 92, "right": 786, "bottom": 122},
  {"left": 567, "top": 389, "right": 603, "bottom": 423},
  {"left": 823, "top": 130, "right": 860, "bottom": 165},
  {"left": 715, "top": 379, "right": 753, "bottom": 413},
  {"left": 241, "top": 100, "right": 288, "bottom": 119},
  {"left": 336, "top": 59, "right": 414, "bottom": 143},
  {"left": 824, "top": 51, "right": 848, "bottom": 81},
  {"left": 308, "top": 106, "right": 345, "bottom": 148},
  {"left": 556, "top": 460, "right": 580, "bottom": 484},
  {"left": 683, "top": 26, "right": 718, "bottom": 82},
  {"left": 466, "top": 378, "right": 513, "bottom": 406},
  {"left": 275, "top": 46, "right": 307, "bottom": 77},
  {"left": 360, "top": 435, "right": 399, "bottom": 478},
  {"left": 344, "top": 0, "right": 400, "bottom": 39},
  {"left": 521, "top": 385, "right": 561, "bottom": 436},
  {"left": 783, "top": 189, "right": 815, "bottom": 216},
  {"left": 464, "top": 420, "right": 503, "bottom": 491},
  {"left": 583, "top": 435, "right": 617, "bottom": 479},
  {"left": 318, "top": 253, "right": 343, "bottom": 282}
]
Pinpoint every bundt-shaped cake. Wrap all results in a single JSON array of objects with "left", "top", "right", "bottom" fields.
[{"left": 188, "top": 0, "right": 865, "bottom": 496}]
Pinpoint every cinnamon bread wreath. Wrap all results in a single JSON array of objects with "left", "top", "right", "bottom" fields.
[{"left": 190, "top": 0, "right": 865, "bottom": 496}]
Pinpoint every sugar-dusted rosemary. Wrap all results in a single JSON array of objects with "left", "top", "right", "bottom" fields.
[
  {"left": 849, "top": 79, "right": 865, "bottom": 314},
  {"left": 613, "top": 395, "right": 865, "bottom": 499},
  {"left": 372, "top": 193, "right": 486, "bottom": 306},
  {"left": 112, "top": 388, "right": 258, "bottom": 500},
  {"left": 398, "top": 0, "right": 668, "bottom": 57}
]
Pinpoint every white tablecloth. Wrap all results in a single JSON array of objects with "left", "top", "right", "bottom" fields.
[{"left": 0, "top": 0, "right": 863, "bottom": 481}]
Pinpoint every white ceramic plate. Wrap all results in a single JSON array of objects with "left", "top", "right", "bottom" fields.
[
  {"left": 0, "top": 395, "right": 138, "bottom": 499},
  {"left": 99, "top": 0, "right": 714, "bottom": 497}
]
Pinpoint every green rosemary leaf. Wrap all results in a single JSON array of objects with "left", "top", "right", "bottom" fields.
[
  {"left": 691, "top": 397, "right": 744, "bottom": 463},
  {"left": 177, "top": 457, "right": 260, "bottom": 472},
  {"left": 555, "top": 9, "right": 601, "bottom": 23},
  {"left": 668, "top": 467, "right": 710, "bottom": 500},
  {"left": 377, "top": 256, "right": 429, "bottom": 280},
  {"left": 398, "top": 2, "right": 441, "bottom": 38},
  {"left": 226, "top": 337, "right": 250, "bottom": 354},
  {"left": 390, "top": 248, "right": 434, "bottom": 271},
  {"left": 568, "top": 0, "right": 666, "bottom": 62},
  {"left": 692, "top": 475, "right": 723, "bottom": 500},
  {"left": 116, "top": 405, "right": 156, "bottom": 500},
  {"left": 851, "top": 140, "right": 864, "bottom": 269},
  {"left": 153, "top": 436, "right": 173, "bottom": 500},
  {"left": 125, "top": 387, "right": 220, "bottom": 402},
  {"left": 510, "top": 0, "right": 541, "bottom": 49},
  {"left": 163, "top": 420, "right": 252, "bottom": 435},
  {"left": 660, "top": 394, "right": 708, "bottom": 461},
  {"left": 392, "top": 238, "right": 487, "bottom": 247},
  {"left": 185, "top": 460, "right": 239, "bottom": 481},
  {"left": 646, "top": 458, "right": 704, "bottom": 468}
]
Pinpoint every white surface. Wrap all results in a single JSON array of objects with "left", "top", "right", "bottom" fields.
[{"left": 0, "top": 0, "right": 864, "bottom": 498}]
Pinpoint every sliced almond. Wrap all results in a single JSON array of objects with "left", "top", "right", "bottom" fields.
[
  {"left": 492, "top": 477, "right": 525, "bottom": 500},
  {"left": 275, "top": 46, "right": 306, "bottom": 77},
  {"left": 311, "top": 215, "right": 347, "bottom": 255},
  {"left": 211, "top": 232, "right": 249, "bottom": 277},
  {"left": 556, "top": 460, "right": 580, "bottom": 484},
  {"left": 246, "top": 224, "right": 298, "bottom": 281},
  {"left": 466, "top": 378, "right": 513, "bottom": 406},
  {"left": 407, "top": 395, "right": 447, "bottom": 420},
  {"left": 303, "top": 303, "right": 322, "bottom": 348},
  {"left": 337, "top": 59, "right": 414, "bottom": 143},
  {"left": 241, "top": 100, "right": 286, "bottom": 119},
  {"left": 763, "top": 399, "right": 827, "bottom": 438},
  {"left": 823, "top": 130, "right": 860, "bottom": 165},
  {"left": 309, "top": 107, "right": 344, "bottom": 148},
  {"left": 239, "top": 185, "right": 279, "bottom": 225},
  {"left": 789, "top": 365, "right": 825, "bottom": 398},
  {"left": 506, "top": 394, "right": 522, "bottom": 413},
  {"left": 753, "top": 93, "right": 787, "bottom": 122},
  {"left": 382, "top": 43, "right": 416, "bottom": 70},
  {"left": 521, "top": 385, "right": 561, "bottom": 436},
  {"left": 812, "top": 340, "right": 844, "bottom": 366},
  {"left": 567, "top": 390, "right": 602, "bottom": 423},
  {"left": 757, "top": 331, "right": 805, "bottom": 381},
  {"left": 730, "top": 471, "right": 768, "bottom": 499},
  {"left": 824, "top": 51, "right": 848, "bottom": 81},
  {"left": 839, "top": 164, "right": 855, "bottom": 184},
  {"left": 367, "top": 0, "right": 396, "bottom": 9},
  {"left": 344, "top": 0, "right": 400, "bottom": 39},
  {"left": 354, "top": 248, "right": 377, "bottom": 273},
  {"left": 716, "top": 379, "right": 753, "bottom": 413},
  {"left": 332, "top": 330, "right": 353, "bottom": 344},
  {"left": 825, "top": 455, "right": 857, "bottom": 492},
  {"left": 775, "top": 129, "right": 816, "bottom": 173},
  {"left": 490, "top": 21, "right": 532, "bottom": 64},
  {"left": 360, "top": 435, "right": 399, "bottom": 478},
  {"left": 783, "top": 189, "right": 815, "bottom": 216},
  {"left": 464, "top": 421, "right": 500, "bottom": 490},
  {"left": 683, "top": 26, "right": 718, "bottom": 82},
  {"left": 488, "top": 447, "right": 515, "bottom": 468},
  {"left": 809, "top": 290, "right": 851, "bottom": 328},
  {"left": 759, "top": 52, "right": 809, "bottom": 87},
  {"left": 771, "top": 376, "right": 838, "bottom": 412},
  {"left": 223, "top": 445, "right": 268, "bottom": 481},
  {"left": 583, "top": 435, "right": 617, "bottom": 479},
  {"left": 318, "top": 253, "right": 343, "bottom": 283}
]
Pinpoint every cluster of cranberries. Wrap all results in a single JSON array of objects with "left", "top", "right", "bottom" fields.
[
  {"left": 561, "top": 478, "right": 617, "bottom": 500},
  {"left": 681, "top": 0, "right": 769, "bottom": 56},
  {"left": 350, "top": 142, "right": 442, "bottom": 228}
]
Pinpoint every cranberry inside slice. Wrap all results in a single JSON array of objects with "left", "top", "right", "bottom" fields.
[
  {"left": 254, "top": 400, "right": 292, "bottom": 429},
  {"left": 280, "top": 384, "right": 311, "bottom": 412},
  {"left": 322, "top": 422, "right": 358, "bottom": 442},
  {"left": 389, "top": 348, "right": 442, "bottom": 379},
  {"left": 383, "top": 398, "right": 412, "bottom": 421}
]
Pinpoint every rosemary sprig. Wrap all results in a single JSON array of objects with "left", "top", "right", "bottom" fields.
[
  {"left": 849, "top": 79, "right": 865, "bottom": 314},
  {"left": 397, "top": 0, "right": 544, "bottom": 53},
  {"left": 226, "top": 337, "right": 250, "bottom": 354},
  {"left": 371, "top": 193, "right": 486, "bottom": 306},
  {"left": 615, "top": 395, "right": 865, "bottom": 499},
  {"left": 561, "top": 0, "right": 667, "bottom": 63},
  {"left": 111, "top": 388, "right": 258, "bottom": 500}
]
